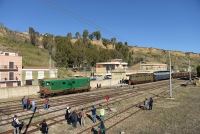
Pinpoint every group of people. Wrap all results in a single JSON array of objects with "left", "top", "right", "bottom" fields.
[
  {"left": 97, "top": 83, "right": 101, "bottom": 88},
  {"left": 144, "top": 97, "right": 154, "bottom": 110},
  {"left": 21, "top": 96, "right": 36, "bottom": 112},
  {"left": 65, "top": 105, "right": 106, "bottom": 134},
  {"left": 21, "top": 96, "right": 50, "bottom": 112},
  {"left": 12, "top": 115, "right": 48, "bottom": 134},
  {"left": 65, "top": 107, "right": 87, "bottom": 128}
]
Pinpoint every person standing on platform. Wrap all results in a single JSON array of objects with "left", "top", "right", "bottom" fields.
[
  {"left": 91, "top": 106, "right": 96, "bottom": 123},
  {"left": 22, "top": 96, "right": 27, "bottom": 110},
  {"left": 44, "top": 97, "right": 49, "bottom": 110},
  {"left": 100, "top": 106, "right": 105, "bottom": 122},
  {"left": 27, "top": 97, "right": 31, "bottom": 110},
  {"left": 32, "top": 99, "right": 36, "bottom": 112},
  {"left": 149, "top": 97, "right": 153, "bottom": 110},
  {"left": 39, "top": 119, "right": 48, "bottom": 134},
  {"left": 13, "top": 115, "right": 20, "bottom": 134}
]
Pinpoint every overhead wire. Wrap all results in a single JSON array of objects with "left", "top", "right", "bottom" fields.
[{"left": 39, "top": 0, "right": 138, "bottom": 46}]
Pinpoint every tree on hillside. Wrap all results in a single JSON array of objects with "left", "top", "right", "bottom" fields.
[
  {"left": 82, "top": 30, "right": 88, "bottom": 39},
  {"left": 54, "top": 36, "right": 72, "bottom": 67},
  {"left": 42, "top": 34, "right": 56, "bottom": 58},
  {"left": 75, "top": 32, "right": 81, "bottom": 38},
  {"left": 111, "top": 38, "right": 117, "bottom": 44},
  {"left": 66, "top": 32, "right": 72, "bottom": 38},
  {"left": 125, "top": 42, "right": 128, "bottom": 46},
  {"left": 93, "top": 31, "right": 101, "bottom": 40},
  {"left": 29, "top": 27, "right": 39, "bottom": 46},
  {"left": 196, "top": 65, "right": 200, "bottom": 77},
  {"left": 102, "top": 38, "right": 109, "bottom": 47},
  {"left": 88, "top": 34, "right": 94, "bottom": 40}
]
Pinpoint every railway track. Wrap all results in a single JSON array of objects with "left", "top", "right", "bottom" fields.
[{"left": 0, "top": 79, "right": 185, "bottom": 134}]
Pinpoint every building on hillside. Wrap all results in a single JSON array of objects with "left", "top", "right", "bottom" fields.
[
  {"left": 95, "top": 59, "right": 127, "bottom": 79},
  {"left": 131, "top": 61, "right": 167, "bottom": 72},
  {"left": 0, "top": 51, "right": 22, "bottom": 88},
  {"left": 22, "top": 67, "right": 58, "bottom": 86}
]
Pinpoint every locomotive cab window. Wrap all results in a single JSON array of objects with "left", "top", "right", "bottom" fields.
[{"left": 46, "top": 82, "right": 50, "bottom": 86}]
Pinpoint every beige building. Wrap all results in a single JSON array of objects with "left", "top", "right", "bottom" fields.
[
  {"left": 132, "top": 61, "right": 167, "bottom": 72},
  {"left": 22, "top": 67, "right": 58, "bottom": 86},
  {"left": 95, "top": 59, "right": 127, "bottom": 79},
  {"left": 0, "top": 51, "right": 22, "bottom": 87}
]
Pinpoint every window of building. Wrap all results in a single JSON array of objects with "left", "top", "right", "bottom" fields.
[
  {"left": 26, "top": 80, "right": 32, "bottom": 85},
  {"left": 26, "top": 71, "right": 32, "bottom": 79},
  {"left": 9, "top": 72, "right": 14, "bottom": 80},
  {"left": 17, "top": 81, "right": 21, "bottom": 86},
  {"left": 38, "top": 71, "right": 44, "bottom": 79},
  {"left": 6, "top": 82, "right": 13, "bottom": 87},
  {"left": 50, "top": 70, "right": 55, "bottom": 78},
  {"left": 9, "top": 62, "right": 14, "bottom": 69},
  {"left": 5, "top": 53, "right": 9, "bottom": 56}
]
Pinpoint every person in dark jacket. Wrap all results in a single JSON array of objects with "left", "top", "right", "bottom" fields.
[
  {"left": 91, "top": 106, "right": 96, "bottom": 123},
  {"left": 149, "top": 97, "right": 153, "bottom": 110},
  {"left": 39, "top": 119, "right": 48, "bottom": 134},
  {"left": 71, "top": 110, "right": 78, "bottom": 128},
  {"left": 65, "top": 107, "right": 71, "bottom": 124}
]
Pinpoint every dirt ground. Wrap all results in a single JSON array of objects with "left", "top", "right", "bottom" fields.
[
  {"left": 1, "top": 83, "right": 200, "bottom": 134},
  {"left": 109, "top": 85, "right": 200, "bottom": 134}
]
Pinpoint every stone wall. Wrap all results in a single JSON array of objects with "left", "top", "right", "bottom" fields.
[{"left": 0, "top": 86, "right": 39, "bottom": 99}]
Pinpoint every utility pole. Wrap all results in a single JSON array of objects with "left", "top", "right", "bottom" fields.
[
  {"left": 169, "top": 51, "right": 172, "bottom": 98},
  {"left": 189, "top": 60, "right": 191, "bottom": 82},
  {"left": 86, "top": 62, "right": 88, "bottom": 77},
  {"left": 110, "top": 66, "right": 112, "bottom": 86}
]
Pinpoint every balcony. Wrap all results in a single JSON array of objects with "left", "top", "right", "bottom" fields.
[{"left": 0, "top": 65, "right": 18, "bottom": 71}]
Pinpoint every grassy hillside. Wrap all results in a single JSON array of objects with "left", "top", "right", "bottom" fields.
[
  {"left": 0, "top": 36, "right": 55, "bottom": 67},
  {"left": 0, "top": 26, "right": 199, "bottom": 72}
]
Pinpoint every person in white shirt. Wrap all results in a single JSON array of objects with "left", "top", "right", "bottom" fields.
[
  {"left": 13, "top": 115, "right": 20, "bottom": 134},
  {"left": 32, "top": 99, "right": 36, "bottom": 112}
]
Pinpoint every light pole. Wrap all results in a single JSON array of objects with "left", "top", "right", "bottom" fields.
[
  {"left": 110, "top": 66, "right": 112, "bottom": 86},
  {"left": 169, "top": 51, "right": 172, "bottom": 98}
]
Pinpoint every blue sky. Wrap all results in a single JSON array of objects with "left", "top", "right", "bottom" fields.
[{"left": 0, "top": 0, "right": 200, "bottom": 53}]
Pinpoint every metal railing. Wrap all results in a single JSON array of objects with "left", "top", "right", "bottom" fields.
[{"left": 0, "top": 65, "right": 18, "bottom": 69}]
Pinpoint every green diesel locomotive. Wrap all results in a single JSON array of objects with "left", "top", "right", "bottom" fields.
[{"left": 38, "top": 77, "right": 91, "bottom": 97}]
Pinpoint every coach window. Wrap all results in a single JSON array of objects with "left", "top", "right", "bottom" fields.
[{"left": 63, "top": 82, "right": 66, "bottom": 84}]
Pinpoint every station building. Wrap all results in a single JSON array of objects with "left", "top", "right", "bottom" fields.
[
  {"left": 131, "top": 61, "right": 168, "bottom": 72},
  {"left": 95, "top": 59, "right": 127, "bottom": 79}
]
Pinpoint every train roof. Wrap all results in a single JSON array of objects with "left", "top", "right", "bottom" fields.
[{"left": 39, "top": 77, "right": 90, "bottom": 81}]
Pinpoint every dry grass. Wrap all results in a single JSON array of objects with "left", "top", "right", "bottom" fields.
[{"left": 110, "top": 86, "right": 200, "bottom": 134}]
